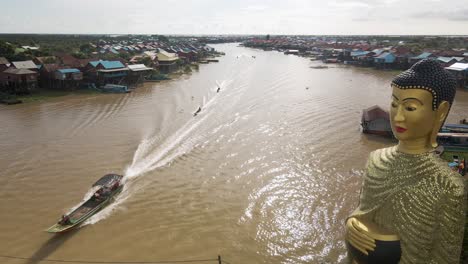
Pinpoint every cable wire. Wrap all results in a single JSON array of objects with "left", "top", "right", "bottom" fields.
[{"left": 0, "top": 254, "right": 219, "bottom": 264}]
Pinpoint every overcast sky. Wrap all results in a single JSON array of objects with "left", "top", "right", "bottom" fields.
[{"left": 1, "top": 0, "right": 467, "bottom": 35}]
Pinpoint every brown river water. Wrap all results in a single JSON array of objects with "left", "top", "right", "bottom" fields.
[{"left": 1, "top": 44, "right": 467, "bottom": 264}]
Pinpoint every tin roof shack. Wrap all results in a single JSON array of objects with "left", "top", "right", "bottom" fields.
[
  {"left": 0, "top": 68, "right": 39, "bottom": 94},
  {"left": 177, "top": 49, "right": 198, "bottom": 63},
  {"left": 127, "top": 64, "right": 153, "bottom": 84},
  {"left": 157, "top": 50, "right": 179, "bottom": 73},
  {"left": 54, "top": 69, "right": 83, "bottom": 90},
  {"left": 11, "top": 61, "right": 39, "bottom": 72},
  {"left": 374, "top": 52, "right": 396, "bottom": 69},
  {"left": 86, "top": 60, "right": 128, "bottom": 86},
  {"left": 39, "top": 64, "right": 62, "bottom": 88},
  {"left": 361, "top": 105, "right": 393, "bottom": 137},
  {"left": 0, "top": 57, "right": 10, "bottom": 72},
  {"left": 436, "top": 57, "right": 457, "bottom": 68},
  {"left": 445, "top": 63, "right": 468, "bottom": 90},
  {"left": 409, "top": 52, "right": 435, "bottom": 65}
]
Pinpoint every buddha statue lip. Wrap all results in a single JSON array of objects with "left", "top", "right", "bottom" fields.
[{"left": 395, "top": 126, "right": 407, "bottom": 133}]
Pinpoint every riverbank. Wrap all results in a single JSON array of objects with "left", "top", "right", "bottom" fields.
[
  {"left": 3, "top": 62, "right": 207, "bottom": 104},
  {"left": 15, "top": 89, "right": 101, "bottom": 103}
]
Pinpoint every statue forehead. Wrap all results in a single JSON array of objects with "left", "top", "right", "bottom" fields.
[{"left": 391, "top": 86, "right": 433, "bottom": 103}]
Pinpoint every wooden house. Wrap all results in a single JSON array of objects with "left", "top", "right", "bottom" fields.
[
  {"left": 409, "top": 52, "right": 435, "bottom": 65},
  {"left": 33, "top": 56, "right": 57, "bottom": 65},
  {"left": 11, "top": 60, "right": 38, "bottom": 72},
  {"left": 157, "top": 50, "right": 179, "bottom": 73},
  {"left": 436, "top": 57, "right": 457, "bottom": 68},
  {"left": 127, "top": 64, "right": 153, "bottom": 83},
  {"left": 39, "top": 63, "right": 61, "bottom": 88},
  {"left": 374, "top": 52, "right": 396, "bottom": 69},
  {"left": 177, "top": 49, "right": 198, "bottom": 62},
  {"left": 58, "top": 54, "right": 94, "bottom": 71},
  {"left": 54, "top": 69, "right": 83, "bottom": 89},
  {"left": 85, "top": 60, "right": 128, "bottom": 86},
  {"left": 361, "top": 105, "right": 393, "bottom": 137},
  {"left": 0, "top": 68, "right": 39, "bottom": 94}
]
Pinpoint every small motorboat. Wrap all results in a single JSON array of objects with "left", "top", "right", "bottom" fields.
[
  {"left": 47, "top": 174, "right": 124, "bottom": 233},
  {"left": 193, "top": 106, "right": 202, "bottom": 116}
]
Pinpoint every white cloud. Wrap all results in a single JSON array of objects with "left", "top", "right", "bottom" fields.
[{"left": 0, "top": 0, "right": 467, "bottom": 34}]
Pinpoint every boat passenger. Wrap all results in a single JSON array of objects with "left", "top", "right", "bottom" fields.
[
  {"left": 59, "top": 215, "right": 71, "bottom": 225},
  {"left": 94, "top": 188, "right": 103, "bottom": 200},
  {"left": 111, "top": 181, "right": 120, "bottom": 191}
]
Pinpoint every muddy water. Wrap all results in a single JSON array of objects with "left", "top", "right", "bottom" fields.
[{"left": 0, "top": 44, "right": 467, "bottom": 264}]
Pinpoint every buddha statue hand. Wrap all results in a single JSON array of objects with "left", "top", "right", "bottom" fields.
[{"left": 345, "top": 217, "right": 376, "bottom": 255}]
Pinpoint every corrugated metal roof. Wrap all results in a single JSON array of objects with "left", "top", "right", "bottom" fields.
[
  {"left": 57, "top": 68, "right": 81, "bottom": 74},
  {"left": 375, "top": 52, "right": 392, "bottom": 59},
  {"left": 3, "top": 68, "right": 37, "bottom": 75},
  {"left": 362, "top": 105, "right": 389, "bottom": 121},
  {"left": 157, "top": 49, "right": 178, "bottom": 62},
  {"left": 90, "top": 60, "right": 125, "bottom": 69},
  {"left": 12, "top": 60, "right": 37, "bottom": 69},
  {"left": 412, "top": 52, "right": 432, "bottom": 59},
  {"left": 350, "top": 51, "right": 369, "bottom": 57},
  {"left": 445, "top": 63, "right": 468, "bottom": 71},
  {"left": 128, "top": 64, "right": 153, "bottom": 71},
  {"left": 437, "top": 57, "right": 455, "bottom": 63}
]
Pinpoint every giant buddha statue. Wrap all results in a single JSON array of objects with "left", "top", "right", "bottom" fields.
[{"left": 345, "top": 59, "right": 467, "bottom": 264}]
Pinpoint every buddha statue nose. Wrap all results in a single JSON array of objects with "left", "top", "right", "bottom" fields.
[{"left": 394, "top": 106, "right": 405, "bottom": 122}]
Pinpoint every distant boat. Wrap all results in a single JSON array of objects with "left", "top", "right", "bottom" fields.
[
  {"left": 361, "top": 105, "right": 393, "bottom": 137},
  {"left": 47, "top": 174, "right": 124, "bottom": 233},
  {"left": 193, "top": 106, "right": 202, "bottom": 116},
  {"left": 310, "top": 65, "right": 328, "bottom": 69},
  {"left": 440, "top": 124, "right": 468, "bottom": 133},
  {"left": 100, "top": 84, "right": 130, "bottom": 93}
]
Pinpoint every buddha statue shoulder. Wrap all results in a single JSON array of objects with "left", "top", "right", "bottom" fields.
[{"left": 345, "top": 59, "right": 467, "bottom": 264}]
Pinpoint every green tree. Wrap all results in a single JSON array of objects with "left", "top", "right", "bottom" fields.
[
  {"left": 79, "top": 43, "right": 93, "bottom": 53},
  {"left": 157, "top": 35, "right": 169, "bottom": 43},
  {"left": 266, "top": 34, "right": 270, "bottom": 40},
  {"left": 0, "top": 40, "right": 15, "bottom": 60},
  {"left": 72, "top": 52, "right": 87, "bottom": 59}
]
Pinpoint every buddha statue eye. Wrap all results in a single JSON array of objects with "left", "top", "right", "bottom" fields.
[
  {"left": 391, "top": 102, "right": 398, "bottom": 108},
  {"left": 405, "top": 106, "right": 417, "bottom": 111}
]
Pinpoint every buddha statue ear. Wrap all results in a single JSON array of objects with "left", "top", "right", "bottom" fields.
[{"left": 430, "top": 101, "right": 450, "bottom": 148}]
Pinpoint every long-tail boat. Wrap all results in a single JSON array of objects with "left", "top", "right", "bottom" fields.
[{"left": 47, "top": 174, "right": 124, "bottom": 233}]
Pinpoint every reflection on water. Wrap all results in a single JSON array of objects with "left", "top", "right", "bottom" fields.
[{"left": 1, "top": 44, "right": 467, "bottom": 264}]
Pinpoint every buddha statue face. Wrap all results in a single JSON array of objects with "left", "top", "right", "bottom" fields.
[
  {"left": 388, "top": 59, "right": 456, "bottom": 154},
  {"left": 390, "top": 86, "right": 436, "bottom": 141},
  {"left": 390, "top": 85, "right": 450, "bottom": 153}
]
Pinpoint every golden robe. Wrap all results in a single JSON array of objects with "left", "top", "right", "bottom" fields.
[{"left": 350, "top": 146, "right": 466, "bottom": 264}]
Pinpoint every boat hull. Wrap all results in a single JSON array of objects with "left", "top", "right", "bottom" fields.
[{"left": 47, "top": 174, "right": 123, "bottom": 233}]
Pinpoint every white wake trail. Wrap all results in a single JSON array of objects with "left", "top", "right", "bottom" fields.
[{"left": 83, "top": 78, "right": 235, "bottom": 226}]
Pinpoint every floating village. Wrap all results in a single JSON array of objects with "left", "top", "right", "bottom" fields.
[
  {"left": 1, "top": 35, "right": 467, "bottom": 174},
  {"left": 242, "top": 35, "right": 468, "bottom": 90},
  {"left": 239, "top": 35, "right": 468, "bottom": 174},
  {"left": 0, "top": 35, "right": 223, "bottom": 103}
]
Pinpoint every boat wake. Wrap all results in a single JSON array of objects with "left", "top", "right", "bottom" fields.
[{"left": 82, "top": 79, "right": 232, "bottom": 226}]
